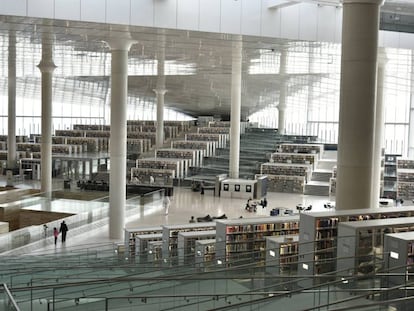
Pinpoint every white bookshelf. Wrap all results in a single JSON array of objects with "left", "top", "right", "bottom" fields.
[
  {"left": 215, "top": 216, "right": 300, "bottom": 266},
  {"left": 177, "top": 230, "right": 216, "bottom": 265}
]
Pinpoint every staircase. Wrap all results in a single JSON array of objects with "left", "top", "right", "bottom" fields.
[
  {"left": 304, "top": 151, "right": 337, "bottom": 196},
  {"left": 190, "top": 129, "right": 279, "bottom": 181}
]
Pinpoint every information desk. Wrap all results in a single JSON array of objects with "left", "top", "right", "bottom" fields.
[{"left": 220, "top": 178, "right": 258, "bottom": 199}]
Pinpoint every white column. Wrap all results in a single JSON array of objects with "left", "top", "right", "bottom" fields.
[
  {"left": 408, "top": 53, "right": 414, "bottom": 158},
  {"left": 306, "top": 45, "right": 316, "bottom": 136},
  {"left": 278, "top": 50, "right": 288, "bottom": 135},
  {"left": 229, "top": 38, "right": 242, "bottom": 179},
  {"left": 336, "top": 0, "right": 384, "bottom": 210},
  {"left": 7, "top": 31, "right": 16, "bottom": 170},
  {"left": 154, "top": 88, "right": 167, "bottom": 148},
  {"left": 107, "top": 37, "right": 136, "bottom": 240},
  {"left": 37, "top": 34, "right": 56, "bottom": 194},
  {"left": 371, "top": 50, "right": 388, "bottom": 207},
  {"left": 155, "top": 34, "right": 166, "bottom": 149},
  {"left": 278, "top": 82, "right": 287, "bottom": 135}
]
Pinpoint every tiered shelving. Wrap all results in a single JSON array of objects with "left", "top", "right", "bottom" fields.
[
  {"left": 384, "top": 231, "right": 414, "bottom": 288},
  {"left": 130, "top": 167, "right": 175, "bottom": 186},
  {"left": 124, "top": 226, "right": 163, "bottom": 257},
  {"left": 215, "top": 216, "right": 300, "bottom": 266},
  {"left": 278, "top": 143, "right": 324, "bottom": 159},
  {"left": 270, "top": 153, "right": 318, "bottom": 170},
  {"left": 195, "top": 239, "right": 216, "bottom": 270},
  {"left": 162, "top": 223, "right": 216, "bottom": 265},
  {"left": 135, "top": 233, "right": 163, "bottom": 263},
  {"left": 383, "top": 154, "right": 399, "bottom": 199},
  {"left": 266, "top": 235, "right": 299, "bottom": 276},
  {"left": 171, "top": 140, "right": 215, "bottom": 157},
  {"left": 177, "top": 230, "right": 216, "bottom": 265},
  {"left": 337, "top": 217, "right": 414, "bottom": 276},
  {"left": 298, "top": 206, "right": 414, "bottom": 285}
]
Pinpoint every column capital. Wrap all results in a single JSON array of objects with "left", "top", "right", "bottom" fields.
[
  {"left": 342, "top": 0, "right": 384, "bottom": 5},
  {"left": 153, "top": 88, "right": 167, "bottom": 95},
  {"left": 106, "top": 36, "right": 137, "bottom": 51},
  {"left": 378, "top": 48, "right": 389, "bottom": 66},
  {"left": 37, "top": 60, "right": 57, "bottom": 73}
]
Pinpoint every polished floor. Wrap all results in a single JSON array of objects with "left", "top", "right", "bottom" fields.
[{"left": 0, "top": 175, "right": 331, "bottom": 256}]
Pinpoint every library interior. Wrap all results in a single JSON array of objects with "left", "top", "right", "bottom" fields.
[{"left": 1, "top": 1, "right": 414, "bottom": 310}]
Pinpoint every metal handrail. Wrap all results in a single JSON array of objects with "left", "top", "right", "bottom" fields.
[{"left": 1, "top": 283, "right": 21, "bottom": 311}]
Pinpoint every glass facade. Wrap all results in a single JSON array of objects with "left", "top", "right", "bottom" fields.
[{"left": 249, "top": 43, "right": 413, "bottom": 156}]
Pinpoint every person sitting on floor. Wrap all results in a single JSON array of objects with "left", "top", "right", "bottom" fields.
[{"left": 246, "top": 197, "right": 257, "bottom": 212}]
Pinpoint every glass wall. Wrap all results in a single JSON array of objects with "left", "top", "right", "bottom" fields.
[{"left": 248, "top": 44, "right": 413, "bottom": 156}]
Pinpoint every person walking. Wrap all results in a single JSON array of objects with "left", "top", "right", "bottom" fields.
[
  {"left": 53, "top": 227, "right": 59, "bottom": 245},
  {"left": 163, "top": 195, "right": 171, "bottom": 215},
  {"left": 59, "top": 220, "right": 69, "bottom": 243}
]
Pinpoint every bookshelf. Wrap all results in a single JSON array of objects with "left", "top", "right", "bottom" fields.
[
  {"left": 198, "top": 127, "right": 230, "bottom": 134},
  {"left": 270, "top": 153, "right": 318, "bottom": 170},
  {"left": 73, "top": 124, "right": 110, "bottom": 131},
  {"left": 124, "top": 226, "right": 163, "bottom": 257},
  {"left": 261, "top": 163, "right": 312, "bottom": 182},
  {"left": 128, "top": 132, "right": 156, "bottom": 146},
  {"left": 135, "top": 233, "right": 163, "bottom": 263},
  {"left": 55, "top": 130, "right": 85, "bottom": 137},
  {"left": 195, "top": 239, "right": 216, "bottom": 271},
  {"left": 147, "top": 240, "right": 163, "bottom": 262},
  {"left": 177, "top": 230, "right": 216, "bottom": 265},
  {"left": 397, "top": 159, "right": 414, "bottom": 169},
  {"left": 172, "top": 140, "right": 215, "bottom": 157},
  {"left": 298, "top": 207, "right": 414, "bottom": 285},
  {"left": 329, "top": 177, "right": 336, "bottom": 198},
  {"left": 266, "top": 175, "right": 306, "bottom": 194},
  {"left": 156, "top": 149, "right": 201, "bottom": 167},
  {"left": 185, "top": 133, "right": 227, "bottom": 149},
  {"left": 397, "top": 168, "right": 414, "bottom": 199},
  {"left": 265, "top": 235, "right": 299, "bottom": 276},
  {"left": 130, "top": 167, "right": 175, "bottom": 186},
  {"left": 337, "top": 217, "right": 414, "bottom": 277},
  {"left": 384, "top": 231, "right": 414, "bottom": 288},
  {"left": 0, "top": 135, "right": 28, "bottom": 143},
  {"left": 136, "top": 158, "right": 189, "bottom": 179},
  {"left": 215, "top": 216, "right": 300, "bottom": 266},
  {"left": 208, "top": 121, "right": 230, "bottom": 128},
  {"left": 383, "top": 154, "right": 399, "bottom": 200},
  {"left": 162, "top": 223, "right": 216, "bottom": 265},
  {"left": 278, "top": 143, "right": 324, "bottom": 159}
]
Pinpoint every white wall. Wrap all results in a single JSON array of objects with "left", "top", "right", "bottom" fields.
[{"left": 1, "top": 0, "right": 413, "bottom": 50}]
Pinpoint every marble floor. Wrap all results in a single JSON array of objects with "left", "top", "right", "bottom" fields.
[{"left": 0, "top": 176, "right": 331, "bottom": 255}]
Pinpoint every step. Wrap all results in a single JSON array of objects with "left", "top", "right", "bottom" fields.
[
  {"left": 317, "top": 159, "right": 337, "bottom": 170},
  {"left": 311, "top": 169, "right": 333, "bottom": 182},
  {"left": 304, "top": 181, "right": 330, "bottom": 196}
]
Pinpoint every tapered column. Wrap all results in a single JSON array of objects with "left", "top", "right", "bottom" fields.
[
  {"left": 7, "top": 31, "right": 16, "bottom": 170},
  {"left": 408, "top": 52, "right": 414, "bottom": 158},
  {"left": 107, "top": 36, "right": 136, "bottom": 239},
  {"left": 37, "top": 34, "right": 56, "bottom": 194},
  {"left": 278, "top": 50, "right": 288, "bottom": 135},
  {"left": 155, "top": 32, "right": 166, "bottom": 148},
  {"left": 154, "top": 88, "right": 167, "bottom": 148},
  {"left": 229, "top": 38, "right": 242, "bottom": 179},
  {"left": 371, "top": 50, "right": 388, "bottom": 207},
  {"left": 278, "top": 82, "right": 287, "bottom": 135},
  {"left": 336, "top": 0, "right": 384, "bottom": 210}
]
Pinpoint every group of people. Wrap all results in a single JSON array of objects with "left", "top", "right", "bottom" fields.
[
  {"left": 245, "top": 197, "right": 267, "bottom": 212},
  {"left": 44, "top": 221, "right": 69, "bottom": 245}
]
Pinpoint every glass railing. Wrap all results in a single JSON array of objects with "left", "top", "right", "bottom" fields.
[
  {"left": 2, "top": 231, "right": 414, "bottom": 310},
  {"left": 0, "top": 284, "right": 20, "bottom": 311},
  {"left": 2, "top": 252, "right": 414, "bottom": 311}
]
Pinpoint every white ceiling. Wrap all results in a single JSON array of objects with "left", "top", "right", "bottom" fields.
[{"left": 0, "top": 0, "right": 413, "bottom": 120}]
